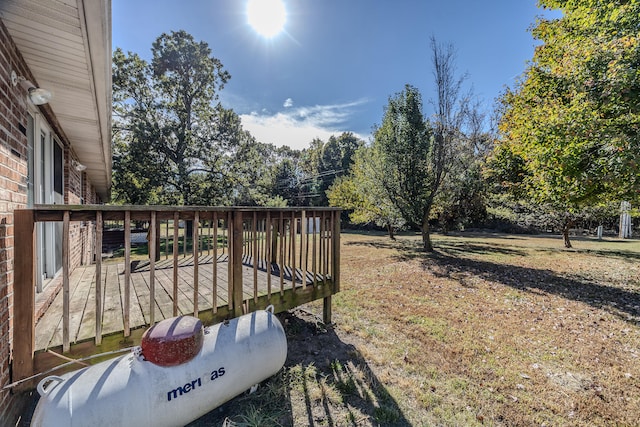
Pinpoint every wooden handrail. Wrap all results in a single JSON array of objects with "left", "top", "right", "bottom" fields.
[{"left": 12, "top": 205, "right": 341, "bottom": 387}]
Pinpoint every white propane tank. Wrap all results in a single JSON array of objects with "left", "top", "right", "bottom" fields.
[{"left": 31, "top": 308, "right": 287, "bottom": 427}]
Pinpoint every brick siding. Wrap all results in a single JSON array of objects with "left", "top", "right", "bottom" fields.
[
  {"left": 0, "top": 18, "right": 29, "bottom": 425},
  {"left": 0, "top": 20, "right": 103, "bottom": 426}
]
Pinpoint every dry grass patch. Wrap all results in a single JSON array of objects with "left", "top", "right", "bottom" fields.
[{"left": 191, "top": 231, "right": 640, "bottom": 426}]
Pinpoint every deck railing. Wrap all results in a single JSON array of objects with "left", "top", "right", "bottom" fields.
[{"left": 13, "top": 205, "right": 340, "bottom": 386}]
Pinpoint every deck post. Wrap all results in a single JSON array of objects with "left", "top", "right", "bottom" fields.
[
  {"left": 323, "top": 210, "right": 341, "bottom": 324},
  {"left": 173, "top": 211, "right": 179, "bottom": 316},
  {"left": 149, "top": 211, "right": 156, "bottom": 325},
  {"left": 231, "top": 211, "right": 244, "bottom": 317},
  {"left": 252, "top": 212, "right": 258, "bottom": 304},
  {"left": 193, "top": 211, "right": 199, "bottom": 316},
  {"left": 212, "top": 211, "right": 218, "bottom": 313},
  {"left": 323, "top": 295, "right": 332, "bottom": 325},
  {"left": 332, "top": 210, "right": 341, "bottom": 293},
  {"left": 266, "top": 211, "right": 272, "bottom": 298},
  {"left": 124, "top": 210, "right": 131, "bottom": 337},
  {"left": 13, "top": 209, "right": 36, "bottom": 384}
]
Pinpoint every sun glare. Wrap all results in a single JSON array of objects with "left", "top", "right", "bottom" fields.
[{"left": 247, "top": 0, "right": 286, "bottom": 38}]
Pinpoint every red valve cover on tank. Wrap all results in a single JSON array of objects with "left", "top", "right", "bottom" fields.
[{"left": 141, "top": 316, "right": 204, "bottom": 366}]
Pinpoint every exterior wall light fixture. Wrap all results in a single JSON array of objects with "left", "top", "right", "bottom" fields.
[
  {"left": 11, "top": 70, "right": 53, "bottom": 105},
  {"left": 72, "top": 159, "right": 87, "bottom": 171}
]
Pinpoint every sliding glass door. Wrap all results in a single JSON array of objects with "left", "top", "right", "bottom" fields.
[{"left": 27, "top": 112, "right": 63, "bottom": 291}]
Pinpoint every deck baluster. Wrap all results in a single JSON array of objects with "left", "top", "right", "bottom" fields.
[
  {"left": 193, "top": 211, "right": 199, "bottom": 316},
  {"left": 124, "top": 210, "right": 131, "bottom": 337},
  {"left": 62, "top": 211, "right": 70, "bottom": 353},
  {"left": 12, "top": 206, "right": 340, "bottom": 385},
  {"left": 95, "top": 211, "right": 103, "bottom": 345}
]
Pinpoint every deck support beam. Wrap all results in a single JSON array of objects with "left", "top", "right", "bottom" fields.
[
  {"left": 13, "top": 210, "right": 36, "bottom": 388},
  {"left": 323, "top": 296, "right": 332, "bottom": 325}
]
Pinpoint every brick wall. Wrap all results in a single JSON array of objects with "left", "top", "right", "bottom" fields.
[
  {"left": 0, "top": 18, "right": 31, "bottom": 425},
  {"left": 0, "top": 20, "right": 102, "bottom": 426}
]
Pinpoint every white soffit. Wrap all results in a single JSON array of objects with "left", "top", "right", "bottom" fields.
[{"left": 1, "top": 0, "right": 112, "bottom": 200}]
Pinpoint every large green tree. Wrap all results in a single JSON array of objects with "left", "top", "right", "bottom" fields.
[
  {"left": 113, "top": 30, "right": 231, "bottom": 205},
  {"left": 494, "top": 0, "right": 640, "bottom": 247},
  {"left": 368, "top": 39, "right": 469, "bottom": 251},
  {"left": 372, "top": 84, "right": 436, "bottom": 249}
]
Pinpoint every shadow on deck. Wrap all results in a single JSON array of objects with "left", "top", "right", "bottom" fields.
[
  {"left": 33, "top": 253, "right": 334, "bottom": 376},
  {"left": 35, "top": 255, "right": 331, "bottom": 351},
  {"left": 14, "top": 206, "right": 341, "bottom": 390}
]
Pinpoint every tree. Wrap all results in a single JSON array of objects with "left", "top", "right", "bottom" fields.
[
  {"left": 369, "top": 39, "right": 469, "bottom": 251},
  {"left": 494, "top": 0, "right": 640, "bottom": 247},
  {"left": 112, "top": 30, "right": 231, "bottom": 205},
  {"left": 435, "top": 108, "right": 491, "bottom": 232},
  {"left": 298, "top": 133, "right": 365, "bottom": 207},
  {"left": 327, "top": 146, "right": 405, "bottom": 239},
  {"left": 372, "top": 84, "right": 433, "bottom": 248},
  {"left": 272, "top": 154, "right": 302, "bottom": 204}
]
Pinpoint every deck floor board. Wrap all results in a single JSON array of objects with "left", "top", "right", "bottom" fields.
[
  {"left": 103, "top": 263, "right": 123, "bottom": 337},
  {"left": 35, "top": 255, "right": 319, "bottom": 351},
  {"left": 115, "top": 262, "right": 145, "bottom": 333}
]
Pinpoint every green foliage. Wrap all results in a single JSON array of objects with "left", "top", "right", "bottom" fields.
[
  {"left": 114, "top": 31, "right": 273, "bottom": 206},
  {"left": 373, "top": 84, "right": 433, "bottom": 229},
  {"left": 435, "top": 111, "right": 492, "bottom": 232},
  {"left": 301, "top": 133, "right": 364, "bottom": 207},
  {"left": 113, "top": 31, "right": 291, "bottom": 207},
  {"left": 271, "top": 133, "right": 364, "bottom": 207},
  {"left": 271, "top": 154, "right": 301, "bottom": 204},
  {"left": 327, "top": 147, "right": 406, "bottom": 237},
  {"left": 496, "top": 0, "right": 640, "bottom": 209},
  {"left": 493, "top": 0, "right": 640, "bottom": 245}
]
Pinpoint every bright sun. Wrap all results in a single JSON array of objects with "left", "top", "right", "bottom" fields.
[{"left": 247, "top": 0, "right": 286, "bottom": 38}]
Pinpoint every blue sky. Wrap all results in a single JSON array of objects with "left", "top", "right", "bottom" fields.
[{"left": 112, "top": 0, "right": 560, "bottom": 150}]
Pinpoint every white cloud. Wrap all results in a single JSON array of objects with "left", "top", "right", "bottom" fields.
[
  {"left": 283, "top": 97, "right": 294, "bottom": 108},
  {"left": 240, "top": 100, "right": 368, "bottom": 151}
]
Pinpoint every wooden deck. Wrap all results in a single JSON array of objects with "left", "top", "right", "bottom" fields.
[
  {"left": 35, "top": 253, "right": 328, "bottom": 352},
  {"left": 14, "top": 206, "right": 340, "bottom": 387}
]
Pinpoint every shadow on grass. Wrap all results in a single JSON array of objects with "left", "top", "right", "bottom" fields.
[
  {"left": 438, "top": 232, "right": 640, "bottom": 262},
  {"left": 347, "top": 234, "right": 639, "bottom": 325},
  {"left": 423, "top": 246, "right": 640, "bottom": 326},
  {"left": 346, "top": 231, "right": 640, "bottom": 261},
  {"left": 189, "top": 309, "right": 411, "bottom": 426},
  {"left": 345, "top": 236, "right": 528, "bottom": 258}
]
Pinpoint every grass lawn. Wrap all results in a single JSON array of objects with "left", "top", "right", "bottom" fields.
[{"left": 187, "top": 231, "right": 639, "bottom": 426}]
